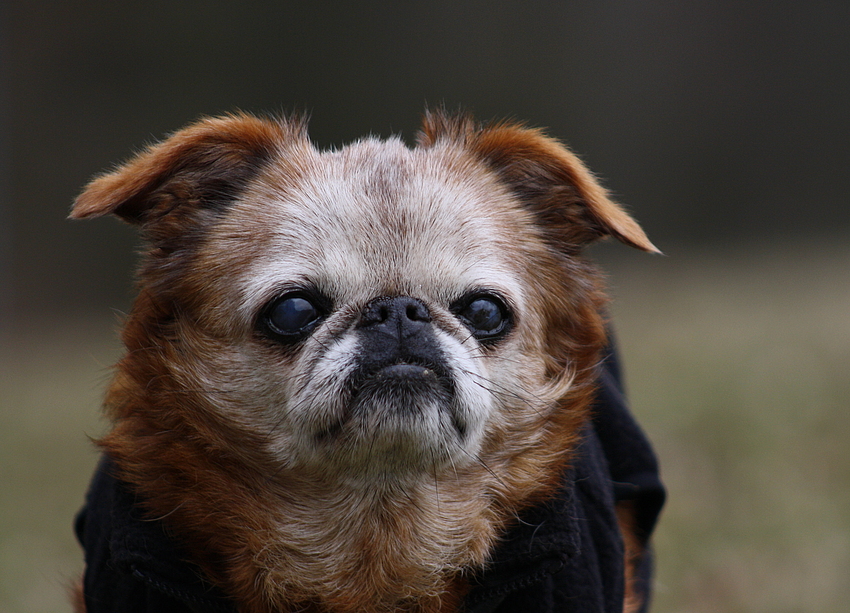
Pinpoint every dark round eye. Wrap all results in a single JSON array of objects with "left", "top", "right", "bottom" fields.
[
  {"left": 261, "top": 293, "right": 324, "bottom": 342},
  {"left": 455, "top": 293, "right": 512, "bottom": 343}
]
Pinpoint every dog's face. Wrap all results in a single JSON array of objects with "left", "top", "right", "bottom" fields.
[
  {"left": 72, "top": 112, "right": 657, "bottom": 611},
  {"left": 219, "top": 138, "right": 536, "bottom": 479},
  {"left": 72, "top": 114, "right": 655, "bottom": 490}
]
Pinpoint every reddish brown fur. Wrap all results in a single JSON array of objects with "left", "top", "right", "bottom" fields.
[
  {"left": 70, "top": 578, "right": 85, "bottom": 613},
  {"left": 616, "top": 500, "right": 645, "bottom": 613},
  {"left": 72, "top": 112, "right": 654, "bottom": 612}
]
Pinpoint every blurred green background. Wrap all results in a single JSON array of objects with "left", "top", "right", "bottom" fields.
[{"left": 1, "top": 2, "right": 848, "bottom": 612}]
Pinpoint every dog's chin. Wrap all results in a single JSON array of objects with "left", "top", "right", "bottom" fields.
[
  {"left": 349, "top": 363, "right": 456, "bottom": 422},
  {"left": 304, "top": 364, "right": 469, "bottom": 479}
]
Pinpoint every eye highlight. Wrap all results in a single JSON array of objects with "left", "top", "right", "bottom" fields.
[
  {"left": 453, "top": 291, "right": 513, "bottom": 344},
  {"left": 260, "top": 291, "right": 327, "bottom": 343}
]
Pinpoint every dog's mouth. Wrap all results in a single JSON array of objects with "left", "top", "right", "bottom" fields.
[
  {"left": 314, "top": 358, "right": 460, "bottom": 443},
  {"left": 350, "top": 359, "right": 456, "bottom": 413}
]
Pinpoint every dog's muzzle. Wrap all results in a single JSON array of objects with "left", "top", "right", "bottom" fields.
[{"left": 347, "top": 296, "right": 455, "bottom": 415}]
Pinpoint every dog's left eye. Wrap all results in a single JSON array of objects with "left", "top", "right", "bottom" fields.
[
  {"left": 261, "top": 293, "right": 325, "bottom": 342},
  {"left": 454, "top": 293, "right": 512, "bottom": 343}
]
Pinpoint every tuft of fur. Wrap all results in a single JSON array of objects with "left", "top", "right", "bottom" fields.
[{"left": 72, "top": 111, "right": 654, "bottom": 612}]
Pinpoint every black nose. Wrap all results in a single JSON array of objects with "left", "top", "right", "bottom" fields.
[
  {"left": 355, "top": 296, "right": 443, "bottom": 375},
  {"left": 359, "top": 296, "right": 432, "bottom": 332},
  {"left": 350, "top": 296, "right": 452, "bottom": 414}
]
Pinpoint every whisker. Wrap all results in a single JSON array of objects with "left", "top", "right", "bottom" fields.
[
  {"left": 431, "top": 464, "right": 441, "bottom": 515},
  {"left": 141, "top": 500, "right": 187, "bottom": 522},
  {"left": 457, "top": 369, "right": 549, "bottom": 420},
  {"left": 457, "top": 447, "right": 508, "bottom": 491},
  {"left": 167, "top": 388, "right": 239, "bottom": 396}
]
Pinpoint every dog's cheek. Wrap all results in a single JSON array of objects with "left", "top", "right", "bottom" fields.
[
  {"left": 435, "top": 330, "right": 496, "bottom": 448},
  {"left": 277, "top": 335, "right": 361, "bottom": 458},
  {"left": 472, "top": 316, "right": 562, "bottom": 443},
  {"left": 157, "top": 326, "right": 305, "bottom": 463}
]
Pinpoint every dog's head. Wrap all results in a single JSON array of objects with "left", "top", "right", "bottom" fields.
[
  {"left": 72, "top": 112, "right": 655, "bottom": 488},
  {"left": 73, "top": 112, "right": 656, "bottom": 611}
]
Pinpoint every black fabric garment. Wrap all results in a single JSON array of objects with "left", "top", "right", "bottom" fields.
[
  {"left": 75, "top": 343, "right": 664, "bottom": 613},
  {"left": 74, "top": 456, "right": 236, "bottom": 613},
  {"left": 464, "top": 344, "right": 666, "bottom": 612}
]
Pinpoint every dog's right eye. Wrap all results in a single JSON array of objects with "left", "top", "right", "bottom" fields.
[{"left": 261, "top": 293, "right": 324, "bottom": 342}]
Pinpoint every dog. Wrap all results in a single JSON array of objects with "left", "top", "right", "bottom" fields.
[{"left": 72, "top": 111, "right": 664, "bottom": 613}]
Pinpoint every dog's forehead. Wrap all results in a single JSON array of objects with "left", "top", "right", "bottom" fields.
[{"left": 216, "top": 138, "right": 535, "bottom": 311}]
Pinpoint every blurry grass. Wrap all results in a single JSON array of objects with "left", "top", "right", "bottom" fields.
[
  {"left": 1, "top": 240, "right": 848, "bottom": 612},
  {"left": 0, "top": 319, "right": 118, "bottom": 613},
  {"left": 605, "top": 240, "right": 850, "bottom": 613}
]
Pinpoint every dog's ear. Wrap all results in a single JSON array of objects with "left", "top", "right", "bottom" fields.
[
  {"left": 71, "top": 114, "right": 299, "bottom": 242},
  {"left": 419, "top": 112, "right": 659, "bottom": 254}
]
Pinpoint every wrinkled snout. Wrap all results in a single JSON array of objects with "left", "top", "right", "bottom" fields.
[{"left": 353, "top": 296, "right": 452, "bottom": 390}]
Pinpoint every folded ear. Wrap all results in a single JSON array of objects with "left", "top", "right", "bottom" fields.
[
  {"left": 70, "top": 114, "right": 300, "bottom": 242},
  {"left": 419, "top": 112, "right": 659, "bottom": 254}
]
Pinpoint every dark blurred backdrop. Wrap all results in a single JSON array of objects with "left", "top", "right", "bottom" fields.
[{"left": 2, "top": 0, "right": 848, "bottom": 323}]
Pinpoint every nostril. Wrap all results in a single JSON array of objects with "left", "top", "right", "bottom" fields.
[
  {"left": 406, "top": 302, "right": 430, "bottom": 323},
  {"left": 360, "top": 296, "right": 431, "bottom": 327}
]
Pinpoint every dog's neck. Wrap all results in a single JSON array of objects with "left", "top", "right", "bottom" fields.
[{"left": 102, "top": 412, "right": 508, "bottom": 613}]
